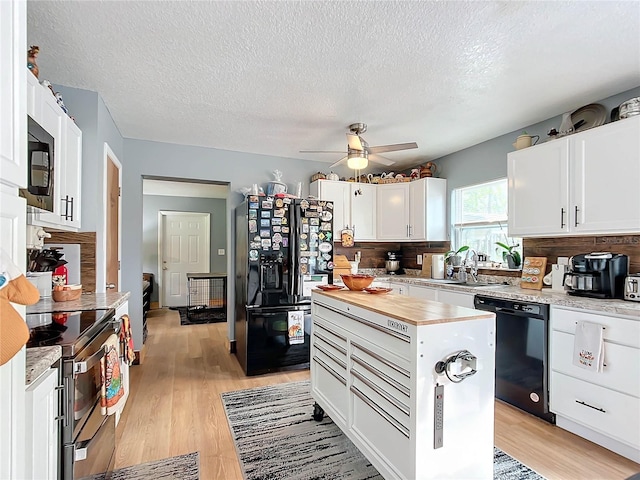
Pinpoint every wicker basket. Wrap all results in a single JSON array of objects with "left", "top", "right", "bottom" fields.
[
  {"left": 379, "top": 177, "right": 411, "bottom": 184},
  {"left": 52, "top": 286, "right": 82, "bottom": 302}
]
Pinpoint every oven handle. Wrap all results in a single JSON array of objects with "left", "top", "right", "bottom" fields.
[{"left": 73, "top": 346, "right": 107, "bottom": 376}]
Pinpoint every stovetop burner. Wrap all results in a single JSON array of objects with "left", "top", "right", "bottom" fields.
[{"left": 27, "top": 325, "right": 66, "bottom": 347}]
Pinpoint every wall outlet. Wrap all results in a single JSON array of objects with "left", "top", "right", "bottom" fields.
[
  {"left": 218, "top": 248, "right": 225, "bottom": 256},
  {"left": 417, "top": 254, "right": 423, "bottom": 265}
]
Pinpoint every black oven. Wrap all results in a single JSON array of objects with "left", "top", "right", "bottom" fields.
[
  {"left": 474, "top": 295, "right": 555, "bottom": 424},
  {"left": 26, "top": 309, "right": 118, "bottom": 480}
]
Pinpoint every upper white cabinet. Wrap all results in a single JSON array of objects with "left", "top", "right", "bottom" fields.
[
  {"left": 26, "top": 70, "right": 82, "bottom": 231},
  {"left": 376, "top": 178, "right": 447, "bottom": 241},
  {"left": 0, "top": 0, "right": 26, "bottom": 190},
  {"left": 310, "top": 180, "right": 376, "bottom": 242},
  {"left": 508, "top": 116, "right": 640, "bottom": 237}
]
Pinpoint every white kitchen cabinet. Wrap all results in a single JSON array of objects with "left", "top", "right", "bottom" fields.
[
  {"left": 376, "top": 183, "right": 409, "bottom": 240},
  {"left": 508, "top": 116, "right": 640, "bottom": 237},
  {"left": 58, "top": 117, "right": 82, "bottom": 229},
  {"left": 25, "top": 368, "right": 59, "bottom": 480},
  {"left": 388, "top": 281, "right": 409, "bottom": 296},
  {"left": 0, "top": 0, "right": 26, "bottom": 191},
  {"left": 549, "top": 306, "right": 640, "bottom": 462},
  {"left": 437, "top": 289, "right": 475, "bottom": 309},
  {"left": 310, "top": 180, "right": 376, "bottom": 242},
  {"left": 407, "top": 283, "right": 437, "bottom": 301},
  {"left": 376, "top": 178, "right": 447, "bottom": 241}
]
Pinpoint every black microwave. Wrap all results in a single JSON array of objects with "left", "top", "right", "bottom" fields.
[{"left": 19, "top": 116, "right": 55, "bottom": 212}]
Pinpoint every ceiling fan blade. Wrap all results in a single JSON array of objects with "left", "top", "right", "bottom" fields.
[
  {"left": 299, "top": 150, "right": 346, "bottom": 154},
  {"left": 368, "top": 142, "right": 418, "bottom": 154},
  {"left": 346, "top": 133, "right": 364, "bottom": 151},
  {"left": 369, "top": 154, "right": 396, "bottom": 166},
  {"left": 329, "top": 156, "right": 348, "bottom": 168}
]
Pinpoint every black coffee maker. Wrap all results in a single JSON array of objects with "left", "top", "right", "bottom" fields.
[{"left": 564, "top": 252, "right": 628, "bottom": 299}]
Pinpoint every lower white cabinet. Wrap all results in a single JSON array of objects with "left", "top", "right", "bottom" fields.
[
  {"left": 25, "top": 367, "right": 59, "bottom": 480},
  {"left": 389, "top": 281, "right": 409, "bottom": 296},
  {"left": 550, "top": 306, "right": 640, "bottom": 462},
  {"left": 399, "top": 282, "right": 474, "bottom": 309}
]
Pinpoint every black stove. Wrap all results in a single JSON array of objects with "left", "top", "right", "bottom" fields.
[{"left": 26, "top": 309, "right": 115, "bottom": 356}]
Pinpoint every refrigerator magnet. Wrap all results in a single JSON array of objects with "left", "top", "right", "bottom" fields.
[
  {"left": 272, "top": 226, "right": 281, "bottom": 232},
  {"left": 305, "top": 211, "right": 319, "bottom": 218},
  {"left": 319, "top": 242, "right": 332, "bottom": 253},
  {"left": 275, "top": 198, "right": 284, "bottom": 208},
  {"left": 303, "top": 224, "right": 309, "bottom": 233},
  {"left": 299, "top": 264, "right": 308, "bottom": 274},
  {"left": 261, "top": 239, "right": 272, "bottom": 248},
  {"left": 310, "top": 251, "right": 319, "bottom": 257},
  {"left": 300, "top": 199, "right": 309, "bottom": 209},
  {"left": 299, "top": 257, "right": 308, "bottom": 264},
  {"left": 274, "top": 208, "right": 285, "bottom": 217},
  {"left": 261, "top": 210, "right": 271, "bottom": 218},
  {"left": 272, "top": 233, "right": 283, "bottom": 243},
  {"left": 260, "top": 219, "right": 270, "bottom": 227},
  {"left": 250, "top": 241, "right": 261, "bottom": 249},
  {"left": 249, "top": 220, "right": 257, "bottom": 233},
  {"left": 249, "top": 209, "right": 257, "bottom": 219},
  {"left": 282, "top": 238, "right": 288, "bottom": 247},
  {"left": 249, "top": 250, "right": 259, "bottom": 261},
  {"left": 272, "top": 244, "right": 280, "bottom": 251},
  {"left": 310, "top": 226, "right": 319, "bottom": 233},
  {"left": 318, "top": 201, "right": 326, "bottom": 207},
  {"left": 324, "top": 232, "right": 332, "bottom": 241},
  {"left": 283, "top": 197, "right": 292, "bottom": 204},
  {"left": 281, "top": 226, "right": 290, "bottom": 234},
  {"left": 326, "top": 202, "right": 334, "bottom": 209},
  {"left": 300, "top": 242, "right": 308, "bottom": 251},
  {"left": 249, "top": 202, "right": 259, "bottom": 209},
  {"left": 321, "top": 211, "right": 333, "bottom": 221},
  {"left": 281, "top": 217, "right": 288, "bottom": 225},
  {"left": 321, "top": 222, "right": 331, "bottom": 231},
  {"left": 322, "top": 253, "right": 332, "bottom": 260},
  {"left": 262, "top": 200, "right": 273, "bottom": 209},
  {"left": 260, "top": 229, "right": 270, "bottom": 238},
  {"left": 271, "top": 217, "right": 282, "bottom": 225},
  {"left": 310, "top": 218, "right": 320, "bottom": 226}
]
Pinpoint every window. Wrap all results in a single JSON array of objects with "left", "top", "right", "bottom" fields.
[{"left": 451, "top": 178, "right": 521, "bottom": 265}]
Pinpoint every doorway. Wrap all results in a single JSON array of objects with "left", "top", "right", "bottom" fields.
[
  {"left": 159, "top": 211, "right": 210, "bottom": 307},
  {"left": 105, "top": 145, "right": 121, "bottom": 292}
]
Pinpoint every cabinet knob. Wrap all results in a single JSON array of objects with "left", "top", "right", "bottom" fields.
[{"left": 106, "top": 283, "right": 116, "bottom": 289}]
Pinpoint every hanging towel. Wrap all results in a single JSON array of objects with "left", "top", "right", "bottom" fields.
[
  {"left": 100, "top": 334, "right": 125, "bottom": 415},
  {"left": 573, "top": 321, "right": 605, "bottom": 372},
  {"left": 119, "top": 314, "right": 135, "bottom": 366}
]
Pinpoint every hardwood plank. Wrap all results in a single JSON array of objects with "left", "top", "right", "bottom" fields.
[{"left": 115, "top": 308, "right": 640, "bottom": 479}]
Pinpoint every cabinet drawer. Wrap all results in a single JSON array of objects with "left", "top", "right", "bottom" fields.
[
  {"left": 313, "top": 318, "right": 347, "bottom": 354},
  {"left": 551, "top": 330, "right": 640, "bottom": 397},
  {"left": 314, "top": 302, "right": 411, "bottom": 361},
  {"left": 311, "top": 357, "right": 347, "bottom": 427},
  {"left": 551, "top": 307, "right": 640, "bottom": 348},
  {"left": 550, "top": 371, "right": 640, "bottom": 448}
]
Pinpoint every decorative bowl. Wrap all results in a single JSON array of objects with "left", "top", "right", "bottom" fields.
[
  {"left": 340, "top": 274, "right": 375, "bottom": 291},
  {"left": 52, "top": 284, "right": 82, "bottom": 302}
]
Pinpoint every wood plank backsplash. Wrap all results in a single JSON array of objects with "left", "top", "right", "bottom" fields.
[
  {"left": 45, "top": 231, "right": 97, "bottom": 293},
  {"left": 335, "top": 241, "right": 450, "bottom": 269},
  {"left": 524, "top": 235, "right": 640, "bottom": 274}
]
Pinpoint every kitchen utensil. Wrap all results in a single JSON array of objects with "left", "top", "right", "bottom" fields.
[
  {"left": 513, "top": 134, "right": 539, "bottom": 150},
  {"left": 421, "top": 253, "right": 433, "bottom": 278},
  {"left": 624, "top": 274, "right": 640, "bottom": 302},
  {"left": 571, "top": 103, "right": 607, "bottom": 132},
  {"left": 340, "top": 274, "right": 375, "bottom": 291}
]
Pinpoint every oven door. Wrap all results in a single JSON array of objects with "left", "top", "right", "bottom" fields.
[{"left": 64, "top": 401, "right": 115, "bottom": 480}]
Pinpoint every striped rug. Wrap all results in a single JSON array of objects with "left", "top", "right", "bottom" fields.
[
  {"left": 108, "top": 452, "right": 199, "bottom": 479},
  {"left": 222, "top": 380, "right": 544, "bottom": 480}
]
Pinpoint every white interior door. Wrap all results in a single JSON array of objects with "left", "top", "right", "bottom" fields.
[{"left": 160, "top": 212, "right": 210, "bottom": 307}]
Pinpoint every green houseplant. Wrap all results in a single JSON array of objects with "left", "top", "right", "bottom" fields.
[
  {"left": 495, "top": 242, "right": 521, "bottom": 269},
  {"left": 445, "top": 245, "right": 469, "bottom": 266}
]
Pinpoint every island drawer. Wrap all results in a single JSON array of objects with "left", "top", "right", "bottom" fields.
[{"left": 314, "top": 302, "right": 411, "bottom": 361}]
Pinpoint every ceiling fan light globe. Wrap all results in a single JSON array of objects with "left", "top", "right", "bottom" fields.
[{"left": 347, "top": 153, "right": 368, "bottom": 170}]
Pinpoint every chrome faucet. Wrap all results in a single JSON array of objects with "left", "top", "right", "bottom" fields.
[{"left": 465, "top": 249, "right": 479, "bottom": 283}]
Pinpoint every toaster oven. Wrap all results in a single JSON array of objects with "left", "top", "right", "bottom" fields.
[{"left": 624, "top": 274, "right": 640, "bottom": 302}]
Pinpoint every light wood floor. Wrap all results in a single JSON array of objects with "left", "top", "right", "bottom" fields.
[{"left": 115, "top": 308, "right": 640, "bottom": 479}]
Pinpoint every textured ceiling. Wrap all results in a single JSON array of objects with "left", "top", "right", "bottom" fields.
[{"left": 27, "top": 1, "right": 640, "bottom": 169}]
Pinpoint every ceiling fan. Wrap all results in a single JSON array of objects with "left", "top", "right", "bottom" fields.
[{"left": 300, "top": 123, "right": 418, "bottom": 169}]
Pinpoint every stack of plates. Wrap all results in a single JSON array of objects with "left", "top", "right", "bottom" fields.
[{"left": 571, "top": 103, "right": 607, "bottom": 132}]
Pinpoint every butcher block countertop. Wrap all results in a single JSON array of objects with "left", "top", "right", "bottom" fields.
[{"left": 313, "top": 289, "right": 493, "bottom": 326}]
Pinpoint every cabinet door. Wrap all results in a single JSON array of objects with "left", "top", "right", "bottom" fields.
[
  {"left": 59, "top": 117, "right": 82, "bottom": 229},
  {"left": 410, "top": 178, "right": 447, "bottom": 241},
  {"left": 408, "top": 284, "right": 437, "bottom": 301},
  {"left": 437, "top": 289, "right": 474, "bottom": 309},
  {"left": 312, "top": 180, "right": 351, "bottom": 242},
  {"left": 389, "top": 281, "right": 408, "bottom": 296},
  {"left": 351, "top": 183, "right": 376, "bottom": 240},
  {"left": 0, "top": 1, "right": 26, "bottom": 190},
  {"left": 25, "top": 368, "right": 59, "bottom": 480},
  {"left": 508, "top": 140, "right": 570, "bottom": 237},
  {"left": 571, "top": 116, "right": 640, "bottom": 234},
  {"left": 376, "top": 183, "right": 409, "bottom": 240}
]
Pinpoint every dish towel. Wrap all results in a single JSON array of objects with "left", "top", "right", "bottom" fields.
[
  {"left": 100, "top": 333, "right": 125, "bottom": 415},
  {"left": 573, "top": 321, "right": 605, "bottom": 372},
  {"left": 119, "top": 314, "right": 135, "bottom": 366}
]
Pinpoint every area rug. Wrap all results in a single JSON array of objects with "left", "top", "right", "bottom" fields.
[
  {"left": 170, "top": 306, "right": 226, "bottom": 325},
  {"left": 87, "top": 452, "right": 199, "bottom": 480},
  {"left": 221, "top": 381, "right": 545, "bottom": 480}
]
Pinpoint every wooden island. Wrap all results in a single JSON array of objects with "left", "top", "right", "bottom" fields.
[{"left": 311, "top": 289, "right": 496, "bottom": 480}]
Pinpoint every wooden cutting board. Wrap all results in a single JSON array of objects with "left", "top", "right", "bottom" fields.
[
  {"left": 421, "top": 253, "right": 432, "bottom": 278},
  {"left": 333, "top": 254, "right": 351, "bottom": 269}
]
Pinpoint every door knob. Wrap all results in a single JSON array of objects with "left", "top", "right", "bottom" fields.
[
  {"left": 162, "top": 267, "right": 168, "bottom": 270},
  {"left": 106, "top": 283, "right": 116, "bottom": 289}
]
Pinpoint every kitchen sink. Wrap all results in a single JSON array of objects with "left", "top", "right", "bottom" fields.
[{"left": 427, "top": 279, "right": 505, "bottom": 288}]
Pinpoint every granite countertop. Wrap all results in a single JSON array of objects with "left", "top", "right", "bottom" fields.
[
  {"left": 25, "top": 346, "right": 61, "bottom": 385},
  {"left": 314, "top": 290, "right": 493, "bottom": 326},
  {"left": 27, "top": 291, "right": 131, "bottom": 314},
  {"left": 375, "top": 275, "right": 640, "bottom": 318}
]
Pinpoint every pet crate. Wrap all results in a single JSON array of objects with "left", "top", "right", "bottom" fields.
[{"left": 186, "top": 273, "right": 227, "bottom": 323}]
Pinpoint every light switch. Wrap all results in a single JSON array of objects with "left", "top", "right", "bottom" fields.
[
  {"left": 218, "top": 249, "right": 225, "bottom": 255},
  {"left": 417, "top": 254, "right": 423, "bottom": 265}
]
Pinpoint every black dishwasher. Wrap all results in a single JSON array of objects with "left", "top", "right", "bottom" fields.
[{"left": 474, "top": 295, "right": 555, "bottom": 424}]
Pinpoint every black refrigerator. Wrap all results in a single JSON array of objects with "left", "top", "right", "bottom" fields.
[{"left": 235, "top": 195, "right": 334, "bottom": 375}]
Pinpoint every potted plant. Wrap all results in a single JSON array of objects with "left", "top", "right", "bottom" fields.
[
  {"left": 445, "top": 245, "right": 469, "bottom": 266},
  {"left": 496, "top": 242, "right": 521, "bottom": 269}
]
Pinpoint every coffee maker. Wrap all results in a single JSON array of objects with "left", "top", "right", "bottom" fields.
[
  {"left": 385, "top": 251, "right": 403, "bottom": 275},
  {"left": 563, "top": 252, "right": 628, "bottom": 299}
]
